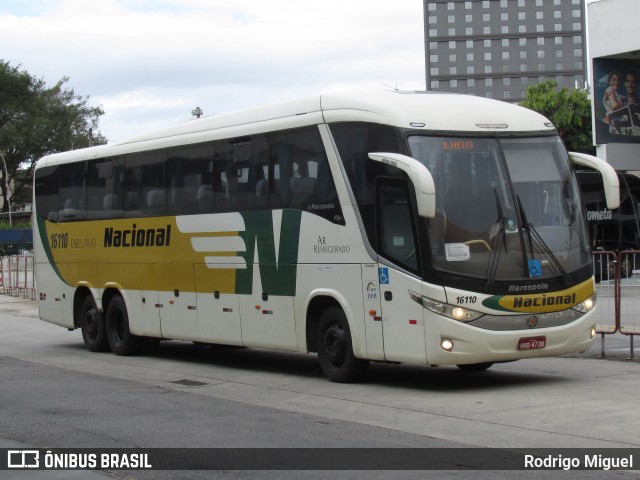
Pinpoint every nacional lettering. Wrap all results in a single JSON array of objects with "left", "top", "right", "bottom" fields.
[
  {"left": 104, "top": 224, "right": 171, "bottom": 248},
  {"left": 513, "top": 293, "right": 576, "bottom": 308}
]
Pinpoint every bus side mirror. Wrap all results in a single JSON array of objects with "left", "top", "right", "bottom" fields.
[
  {"left": 368, "top": 152, "right": 436, "bottom": 218},
  {"left": 569, "top": 152, "right": 620, "bottom": 210}
]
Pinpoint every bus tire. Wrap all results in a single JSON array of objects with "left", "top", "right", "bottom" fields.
[
  {"left": 79, "top": 295, "right": 109, "bottom": 352},
  {"left": 316, "top": 306, "right": 368, "bottom": 383},
  {"left": 105, "top": 295, "right": 142, "bottom": 356},
  {"left": 456, "top": 362, "right": 493, "bottom": 372}
]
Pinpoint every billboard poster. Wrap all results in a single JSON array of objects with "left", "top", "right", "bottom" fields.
[{"left": 593, "top": 58, "right": 640, "bottom": 145}]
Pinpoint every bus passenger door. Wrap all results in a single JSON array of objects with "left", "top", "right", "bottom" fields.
[
  {"left": 361, "top": 263, "right": 385, "bottom": 360},
  {"left": 376, "top": 180, "right": 427, "bottom": 363}
]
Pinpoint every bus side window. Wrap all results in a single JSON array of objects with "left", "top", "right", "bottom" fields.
[
  {"left": 86, "top": 158, "right": 124, "bottom": 220},
  {"left": 57, "top": 162, "right": 86, "bottom": 222},
  {"left": 377, "top": 180, "right": 419, "bottom": 272},
  {"left": 34, "top": 166, "right": 60, "bottom": 222}
]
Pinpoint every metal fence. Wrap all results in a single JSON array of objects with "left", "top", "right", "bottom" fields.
[
  {"left": 0, "top": 255, "right": 35, "bottom": 299},
  {"left": 593, "top": 250, "right": 640, "bottom": 359}
]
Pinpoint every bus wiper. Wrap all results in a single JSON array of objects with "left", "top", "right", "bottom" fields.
[
  {"left": 516, "top": 195, "right": 571, "bottom": 286},
  {"left": 485, "top": 190, "right": 508, "bottom": 290}
]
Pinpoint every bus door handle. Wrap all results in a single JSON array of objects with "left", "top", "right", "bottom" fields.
[{"left": 384, "top": 291, "right": 393, "bottom": 301}]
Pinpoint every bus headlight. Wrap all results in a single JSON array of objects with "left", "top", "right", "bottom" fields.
[
  {"left": 572, "top": 294, "right": 596, "bottom": 314},
  {"left": 409, "top": 291, "right": 484, "bottom": 323}
]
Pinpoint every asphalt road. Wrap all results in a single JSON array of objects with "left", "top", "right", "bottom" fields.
[{"left": 1, "top": 295, "right": 639, "bottom": 479}]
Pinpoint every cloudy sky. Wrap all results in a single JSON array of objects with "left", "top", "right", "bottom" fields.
[{"left": 1, "top": 0, "right": 426, "bottom": 142}]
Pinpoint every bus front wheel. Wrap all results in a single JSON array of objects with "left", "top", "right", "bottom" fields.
[
  {"left": 316, "top": 306, "right": 368, "bottom": 383},
  {"left": 80, "top": 295, "right": 109, "bottom": 352},
  {"left": 105, "top": 295, "right": 142, "bottom": 356}
]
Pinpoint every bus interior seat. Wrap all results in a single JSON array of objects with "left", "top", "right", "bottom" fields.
[
  {"left": 103, "top": 194, "right": 119, "bottom": 210},
  {"left": 60, "top": 198, "right": 81, "bottom": 221},
  {"left": 147, "top": 190, "right": 165, "bottom": 214},
  {"left": 197, "top": 185, "right": 214, "bottom": 211},
  {"left": 289, "top": 177, "right": 315, "bottom": 208},
  {"left": 256, "top": 179, "right": 281, "bottom": 208}
]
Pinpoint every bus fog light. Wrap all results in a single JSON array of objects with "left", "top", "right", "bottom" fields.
[
  {"left": 441, "top": 338, "right": 454, "bottom": 351},
  {"left": 590, "top": 327, "right": 596, "bottom": 339}
]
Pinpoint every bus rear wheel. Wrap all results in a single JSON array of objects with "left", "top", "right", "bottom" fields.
[
  {"left": 106, "top": 295, "right": 143, "bottom": 356},
  {"left": 80, "top": 295, "right": 109, "bottom": 352},
  {"left": 316, "top": 306, "right": 368, "bottom": 383}
]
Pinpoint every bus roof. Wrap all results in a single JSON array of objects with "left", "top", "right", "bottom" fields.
[{"left": 37, "top": 90, "right": 556, "bottom": 168}]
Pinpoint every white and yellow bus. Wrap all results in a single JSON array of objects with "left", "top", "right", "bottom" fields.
[{"left": 33, "top": 91, "right": 619, "bottom": 382}]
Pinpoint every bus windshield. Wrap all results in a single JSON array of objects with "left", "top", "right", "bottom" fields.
[{"left": 408, "top": 135, "right": 591, "bottom": 282}]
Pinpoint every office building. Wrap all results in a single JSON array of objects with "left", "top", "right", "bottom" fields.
[{"left": 424, "top": 0, "right": 586, "bottom": 102}]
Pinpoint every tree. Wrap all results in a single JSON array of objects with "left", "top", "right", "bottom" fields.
[
  {"left": 520, "top": 80, "right": 595, "bottom": 155},
  {"left": 0, "top": 60, "right": 107, "bottom": 212}
]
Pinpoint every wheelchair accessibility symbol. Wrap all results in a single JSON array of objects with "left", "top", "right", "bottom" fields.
[
  {"left": 379, "top": 267, "right": 390, "bottom": 285},
  {"left": 528, "top": 259, "right": 542, "bottom": 278}
]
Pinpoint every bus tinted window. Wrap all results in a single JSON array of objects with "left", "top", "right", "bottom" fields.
[
  {"left": 330, "top": 123, "right": 406, "bottom": 241},
  {"left": 34, "top": 126, "right": 342, "bottom": 223}
]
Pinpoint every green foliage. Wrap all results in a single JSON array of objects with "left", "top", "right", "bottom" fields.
[
  {"left": 520, "top": 80, "right": 595, "bottom": 155},
  {"left": 0, "top": 60, "right": 107, "bottom": 212}
]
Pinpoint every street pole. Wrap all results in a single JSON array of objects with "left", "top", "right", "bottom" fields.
[{"left": 0, "top": 152, "right": 12, "bottom": 227}]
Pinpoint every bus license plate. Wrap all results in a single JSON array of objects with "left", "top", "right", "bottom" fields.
[{"left": 517, "top": 336, "right": 546, "bottom": 350}]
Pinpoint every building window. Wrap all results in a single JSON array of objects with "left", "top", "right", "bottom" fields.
[{"left": 502, "top": 51, "right": 510, "bottom": 60}]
